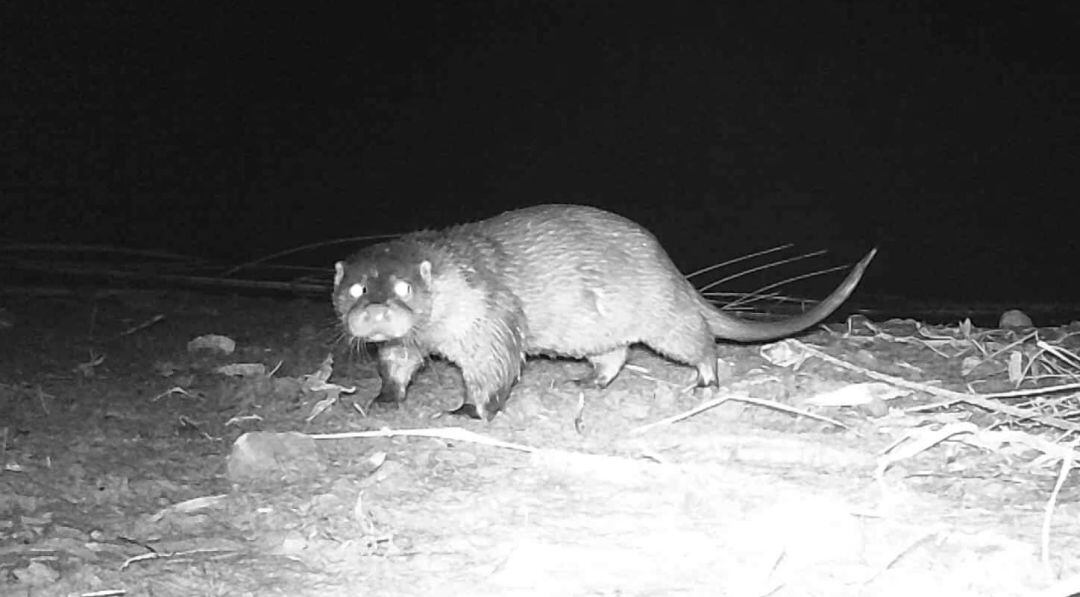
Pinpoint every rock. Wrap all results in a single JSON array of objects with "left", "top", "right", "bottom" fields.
[
  {"left": 226, "top": 431, "right": 324, "bottom": 484},
  {"left": 999, "top": 309, "right": 1033, "bottom": 329}
]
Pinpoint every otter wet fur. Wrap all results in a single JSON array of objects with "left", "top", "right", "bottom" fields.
[{"left": 332, "top": 204, "right": 876, "bottom": 421}]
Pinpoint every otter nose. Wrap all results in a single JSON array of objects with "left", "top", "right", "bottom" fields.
[{"left": 363, "top": 304, "right": 393, "bottom": 323}]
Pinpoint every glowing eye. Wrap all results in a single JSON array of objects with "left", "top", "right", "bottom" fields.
[
  {"left": 347, "top": 283, "right": 365, "bottom": 299},
  {"left": 393, "top": 279, "right": 412, "bottom": 298}
]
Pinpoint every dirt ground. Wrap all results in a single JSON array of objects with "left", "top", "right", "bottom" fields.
[{"left": 2, "top": 289, "right": 1080, "bottom": 597}]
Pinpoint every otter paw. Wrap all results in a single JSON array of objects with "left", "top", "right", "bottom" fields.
[
  {"left": 373, "top": 385, "right": 407, "bottom": 404},
  {"left": 568, "top": 373, "right": 611, "bottom": 389},
  {"left": 447, "top": 402, "right": 483, "bottom": 420}
]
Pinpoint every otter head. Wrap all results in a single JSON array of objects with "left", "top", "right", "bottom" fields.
[{"left": 333, "top": 242, "right": 435, "bottom": 343}]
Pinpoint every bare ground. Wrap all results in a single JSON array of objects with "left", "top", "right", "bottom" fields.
[{"left": 2, "top": 290, "right": 1079, "bottom": 597}]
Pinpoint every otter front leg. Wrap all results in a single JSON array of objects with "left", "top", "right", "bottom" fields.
[
  {"left": 445, "top": 340, "right": 524, "bottom": 421},
  {"left": 439, "top": 299, "right": 527, "bottom": 421},
  {"left": 373, "top": 343, "right": 425, "bottom": 404}
]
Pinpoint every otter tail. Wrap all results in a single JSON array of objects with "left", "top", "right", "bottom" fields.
[{"left": 704, "top": 248, "right": 877, "bottom": 342}]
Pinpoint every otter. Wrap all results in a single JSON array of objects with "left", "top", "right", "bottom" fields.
[{"left": 333, "top": 204, "right": 875, "bottom": 421}]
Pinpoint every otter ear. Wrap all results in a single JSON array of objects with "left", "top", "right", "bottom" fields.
[
  {"left": 418, "top": 260, "right": 432, "bottom": 284},
  {"left": 334, "top": 262, "right": 345, "bottom": 288}
]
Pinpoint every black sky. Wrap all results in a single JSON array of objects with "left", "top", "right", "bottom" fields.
[{"left": 2, "top": 2, "right": 1078, "bottom": 302}]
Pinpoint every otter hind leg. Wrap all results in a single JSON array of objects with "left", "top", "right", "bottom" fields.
[
  {"left": 645, "top": 321, "right": 719, "bottom": 388},
  {"left": 574, "top": 346, "right": 630, "bottom": 388}
]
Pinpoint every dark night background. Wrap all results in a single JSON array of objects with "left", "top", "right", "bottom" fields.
[{"left": 2, "top": 2, "right": 1078, "bottom": 306}]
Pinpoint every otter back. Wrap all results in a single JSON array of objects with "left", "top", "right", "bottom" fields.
[{"left": 333, "top": 204, "right": 875, "bottom": 421}]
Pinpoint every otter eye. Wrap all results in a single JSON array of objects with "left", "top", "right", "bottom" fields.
[
  {"left": 393, "top": 279, "right": 412, "bottom": 298},
  {"left": 347, "top": 283, "right": 365, "bottom": 299}
]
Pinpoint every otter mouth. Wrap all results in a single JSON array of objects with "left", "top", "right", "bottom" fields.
[{"left": 344, "top": 303, "right": 415, "bottom": 341}]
